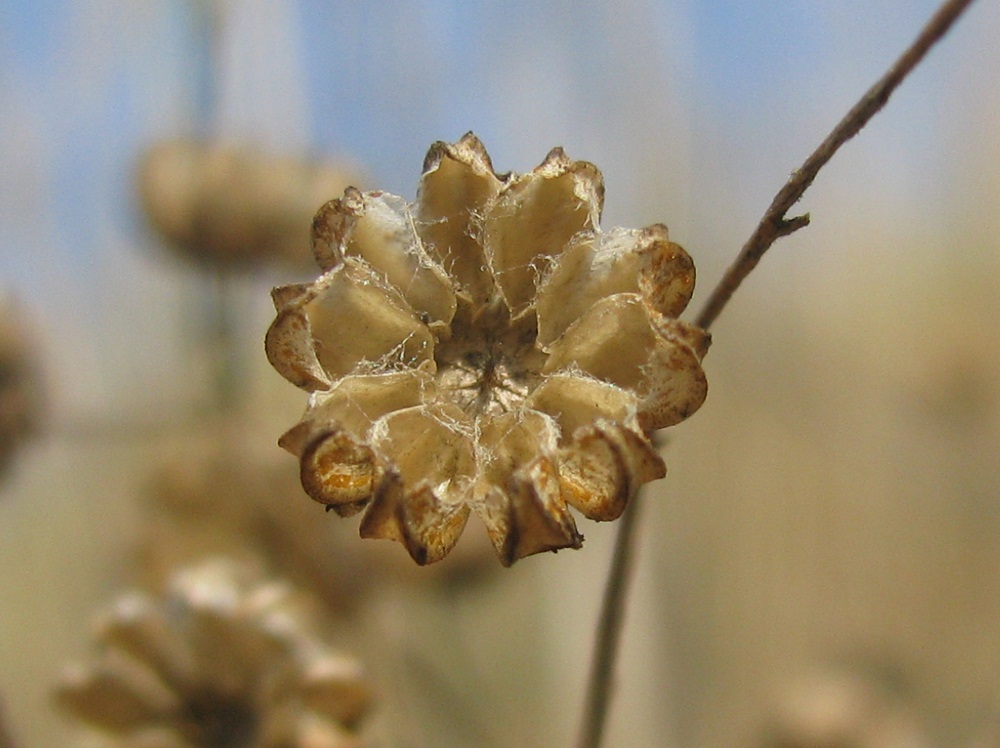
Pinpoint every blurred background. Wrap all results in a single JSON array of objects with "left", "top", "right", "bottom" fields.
[{"left": 2, "top": 0, "right": 999, "bottom": 746}]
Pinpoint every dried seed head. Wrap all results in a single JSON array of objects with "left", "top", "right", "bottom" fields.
[
  {"left": 265, "top": 133, "right": 710, "bottom": 566},
  {"left": 138, "top": 139, "right": 363, "bottom": 271},
  {"left": 55, "top": 560, "right": 372, "bottom": 747}
]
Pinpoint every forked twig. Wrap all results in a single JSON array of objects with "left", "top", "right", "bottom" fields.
[
  {"left": 695, "top": 0, "right": 977, "bottom": 331},
  {"left": 577, "top": 1, "right": 978, "bottom": 746}
]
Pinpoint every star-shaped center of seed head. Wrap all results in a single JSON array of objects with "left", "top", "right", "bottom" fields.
[{"left": 433, "top": 296, "right": 542, "bottom": 418}]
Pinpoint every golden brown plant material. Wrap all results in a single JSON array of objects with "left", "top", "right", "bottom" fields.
[
  {"left": 55, "top": 559, "right": 372, "bottom": 747},
  {"left": 138, "top": 139, "right": 362, "bottom": 272},
  {"left": 266, "top": 133, "right": 709, "bottom": 565}
]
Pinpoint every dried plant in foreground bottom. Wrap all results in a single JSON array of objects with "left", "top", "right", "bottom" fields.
[
  {"left": 55, "top": 560, "right": 371, "bottom": 748},
  {"left": 266, "top": 132, "right": 709, "bottom": 565}
]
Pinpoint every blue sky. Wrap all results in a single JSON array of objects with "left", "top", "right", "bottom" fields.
[{"left": 0, "top": 0, "right": 962, "bottom": 228}]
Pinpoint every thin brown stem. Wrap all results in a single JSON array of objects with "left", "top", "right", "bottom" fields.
[
  {"left": 576, "top": 490, "right": 645, "bottom": 748},
  {"left": 695, "top": 0, "right": 977, "bottom": 331},
  {"left": 577, "top": 2, "right": 978, "bottom": 747}
]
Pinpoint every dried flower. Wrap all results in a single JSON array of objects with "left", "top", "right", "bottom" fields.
[
  {"left": 55, "top": 560, "right": 371, "bottom": 748},
  {"left": 138, "top": 139, "right": 362, "bottom": 271},
  {"left": 266, "top": 133, "right": 709, "bottom": 566}
]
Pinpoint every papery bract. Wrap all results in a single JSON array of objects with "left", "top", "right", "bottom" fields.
[{"left": 266, "top": 133, "right": 709, "bottom": 565}]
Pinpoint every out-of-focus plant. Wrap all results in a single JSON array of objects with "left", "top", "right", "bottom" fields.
[
  {"left": 55, "top": 559, "right": 372, "bottom": 748},
  {"left": 0, "top": 292, "right": 43, "bottom": 485},
  {"left": 138, "top": 138, "right": 363, "bottom": 273}
]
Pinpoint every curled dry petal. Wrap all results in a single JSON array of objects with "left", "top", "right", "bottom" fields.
[
  {"left": 266, "top": 134, "right": 709, "bottom": 565},
  {"left": 502, "top": 456, "right": 583, "bottom": 565},
  {"left": 371, "top": 404, "right": 476, "bottom": 501},
  {"left": 475, "top": 410, "right": 560, "bottom": 497},
  {"left": 526, "top": 372, "right": 641, "bottom": 438},
  {"left": 266, "top": 258, "right": 434, "bottom": 389},
  {"left": 313, "top": 188, "right": 457, "bottom": 328},
  {"left": 282, "top": 370, "right": 431, "bottom": 516},
  {"left": 543, "top": 294, "right": 708, "bottom": 430},
  {"left": 558, "top": 421, "right": 665, "bottom": 521},
  {"left": 297, "top": 428, "right": 376, "bottom": 514},
  {"left": 359, "top": 470, "right": 472, "bottom": 565},
  {"left": 536, "top": 224, "right": 695, "bottom": 347},
  {"left": 475, "top": 412, "right": 583, "bottom": 564},
  {"left": 359, "top": 404, "right": 476, "bottom": 564},
  {"left": 482, "top": 147, "right": 604, "bottom": 315},
  {"left": 417, "top": 133, "right": 503, "bottom": 304},
  {"left": 526, "top": 375, "right": 665, "bottom": 520}
]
